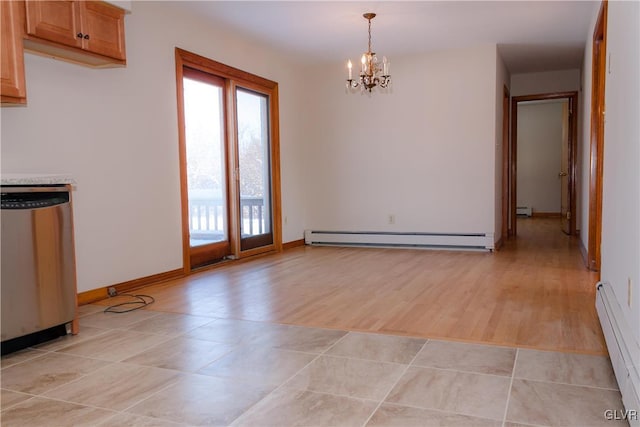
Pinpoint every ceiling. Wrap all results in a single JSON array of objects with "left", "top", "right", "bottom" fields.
[{"left": 177, "top": 1, "right": 599, "bottom": 74}]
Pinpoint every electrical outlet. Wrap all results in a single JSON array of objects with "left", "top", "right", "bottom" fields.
[
  {"left": 388, "top": 214, "right": 395, "bottom": 224},
  {"left": 628, "top": 278, "right": 632, "bottom": 308}
]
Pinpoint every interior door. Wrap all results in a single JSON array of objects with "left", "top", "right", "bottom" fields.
[
  {"left": 235, "top": 87, "right": 274, "bottom": 251},
  {"left": 560, "top": 101, "right": 570, "bottom": 234},
  {"left": 182, "top": 68, "right": 231, "bottom": 267}
]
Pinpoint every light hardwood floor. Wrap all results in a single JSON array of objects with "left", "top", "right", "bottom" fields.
[{"left": 96, "top": 218, "right": 605, "bottom": 355}]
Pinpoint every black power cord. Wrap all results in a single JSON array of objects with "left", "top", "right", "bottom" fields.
[{"left": 103, "top": 294, "right": 155, "bottom": 313}]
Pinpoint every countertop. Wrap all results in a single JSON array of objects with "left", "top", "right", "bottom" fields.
[{"left": 1, "top": 173, "right": 76, "bottom": 186}]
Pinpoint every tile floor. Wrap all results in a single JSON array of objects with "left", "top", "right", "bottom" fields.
[{"left": 0, "top": 305, "right": 627, "bottom": 426}]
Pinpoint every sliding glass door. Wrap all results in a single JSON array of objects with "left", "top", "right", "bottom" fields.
[
  {"left": 182, "top": 68, "right": 231, "bottom": 267},
  {"left": 176, "top": 49, "right": 281, "bottom": 270},
  {"left": 236, "top": 88, "right": 273, "bottom": 251}
]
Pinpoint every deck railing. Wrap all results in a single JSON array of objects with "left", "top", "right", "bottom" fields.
[{"left": 189, "top": 196, "right": 266, "bottom": 238}]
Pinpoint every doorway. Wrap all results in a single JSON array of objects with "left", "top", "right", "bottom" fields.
[
  {"left": 508, "top": 92, "right": 578, "bottom": 237},
  {"left": 175, "top": 48, "right": 282, "bottom": 271}
]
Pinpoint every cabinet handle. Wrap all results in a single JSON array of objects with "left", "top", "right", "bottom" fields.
[
  {"left": 76, "top": 32, "right": 83, "bottom": 38},
  {"left": 83, "top": 34, "right": 90, "bottom": 40}
]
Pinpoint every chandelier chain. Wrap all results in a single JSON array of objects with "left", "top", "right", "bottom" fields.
[{"left": 368, "top": 17, "right": 372, "bottom": 53}]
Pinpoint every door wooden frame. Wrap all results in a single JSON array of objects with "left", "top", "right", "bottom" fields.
[
  {"left": 180, "top": 67, "right": 234, "bottom": 269},
  {"left": 231, "top": 82, "right": 281, "bottom": 255},
  {"left": 501, "top": 85, "right": 510, "bottom": 241},
  {"left": 587, "top": 0, "right": 607, "bottom": 272},
  {"left": 175, "top": 48, "right": 282, "bottom": 272},
  {"left": 508, "top": 91, "right": 579, "bottom": 237}
]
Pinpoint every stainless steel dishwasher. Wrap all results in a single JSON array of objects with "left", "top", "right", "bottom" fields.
[{"left": 1, "top": 185, "right": 77, "bottom": 345}]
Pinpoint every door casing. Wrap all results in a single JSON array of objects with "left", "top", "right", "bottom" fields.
[
  {"left": 587, "top": 0, "right": 607, "bottom": 273},
  {"left": 175, "top": 48, "right": 282, "bottom": 272},
  {"left": 560, "top": 101, "right": 571, "bottom": 234},
  {"left": 507, "top": 91, "right": 579, "bottom": 237},
  {"left": 501, "top": 85, "right": 510, "bottom": 243}
]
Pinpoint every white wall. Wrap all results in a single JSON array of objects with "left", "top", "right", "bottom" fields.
[
  {"left": 0, "top": 2, "right": 310, "bottom": 292},
  {"left": 599, "top": 0, "right": 640, "bottom": 346},
  {"left": 510, "top": 69, "right": 581, "bottom": 96},
  {"left": 105, "top": 1, "right": 131, "bottom": 13},
  {"left": 304, "top": 45, "right": 499, "bottom": 235},
  {"left": 580, "top": 10, "right": 596, "bottom": 251},
  {"left": 516, "top": 102, "right": 564, "bottom": 213}
]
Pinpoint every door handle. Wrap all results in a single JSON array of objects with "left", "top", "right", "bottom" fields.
[{"left": 558, "top": 172, "right": 568, "bottom": 177}]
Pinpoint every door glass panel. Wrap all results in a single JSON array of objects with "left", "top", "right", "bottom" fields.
[
  {"left": 183, "top": 75, "right": 227, "bottom": 247},
  {"left": 236, "top": 89, "right": 272, "bottom": 246}
]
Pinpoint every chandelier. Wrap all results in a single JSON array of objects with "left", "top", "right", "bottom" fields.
[{"left": 346, "top": 13, "right": 390, "bottom": 92}]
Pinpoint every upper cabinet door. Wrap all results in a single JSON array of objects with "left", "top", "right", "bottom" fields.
[
  {"left": 25, "top": 1, "right": 82, "bottom": 49},
  {"left": 24, "top": 1, "right": 126, "bottom": 65},
  {"left": 80, "top": 1, "right": 125, "bottom": 60},
  {"left": 1, "top": 1, "right": 27, "bottom": 104}
]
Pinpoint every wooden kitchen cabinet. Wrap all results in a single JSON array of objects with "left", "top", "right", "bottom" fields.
[
  {"left": 24, "top": 0, "right": 126, "bottom": 67},
  {"left": 1, "top": 1, "right": 27, "bottom": 105}
]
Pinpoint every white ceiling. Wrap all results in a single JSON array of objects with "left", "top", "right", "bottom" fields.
[{"left": 177, "top": 1, "right": 599, "bottom": 74}]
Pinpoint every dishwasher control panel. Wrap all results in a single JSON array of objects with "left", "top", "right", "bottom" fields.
[
  {"left": 1, "top": 186, "right": 70, "bottom": 210},
  {"left": 1, "top": 193, "right": 69, "bottom": 209}
]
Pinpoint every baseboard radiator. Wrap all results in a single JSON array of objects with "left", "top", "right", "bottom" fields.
[
  {"left": 304, "top": 230, "right": 495, "bottom": 251},
  {"left": 596, "top": 282, "right": 640, "bottom": 425},
  {"left": 516, "top": 206, "right": 532, "bottom": 217}
]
